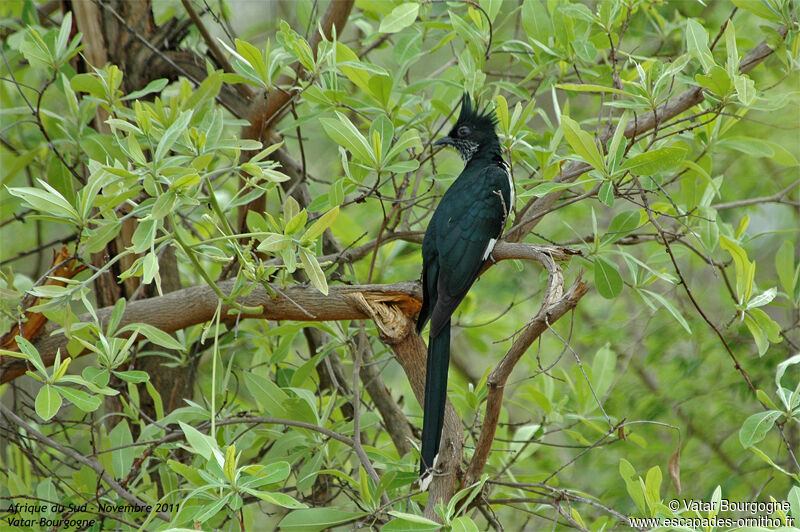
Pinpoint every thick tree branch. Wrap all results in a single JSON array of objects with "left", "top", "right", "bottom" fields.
[{"left": 1, "top": 244, "right": 570, "bottom": 383}]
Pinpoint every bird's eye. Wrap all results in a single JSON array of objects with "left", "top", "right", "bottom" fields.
[{"left": 457, "top": 125, "right": 471, "bottom": 137}]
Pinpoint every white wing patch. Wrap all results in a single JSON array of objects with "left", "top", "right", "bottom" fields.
[
  {"left": 501, "top": 160, "right": 514, "bottom": 210},
  {"left": 482, "top": 237, "right": 497, "bottom": 260}
]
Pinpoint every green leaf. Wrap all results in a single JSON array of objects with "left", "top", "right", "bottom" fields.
[
  {"left": 112, "top": 370, "right": 150, "bottom": 383},
  {"left": 278, "top": 509, "right": 368, "bottom": 532},
  {"left": 556, "top": 83, "right": 627, "bottom": 96},
  {"left": 749, "top": 308, "right": 782, "bottom": 343},
  {"left": 525, "top": 178, "right": 601, "bottom": 196},
  {"left": 303, "top": 207, "right": 339, "bottom": 242},
  {"left": 734, "top": 73, "right": 755, "bottom": 105},
  {"left": 521, "top": 0, "right": 553, "bottom": 43},
  {"left": 379, "top": 3, "right": 420, "bottom": 33},
  {"left": 299, "top": 248, "right": 329, "bottom": 296},
  {"left": 594, "top": 256, "right": 623, "bottom": 299},
  {"left": 775, "top": 353, "right": 800, "bottom": 388},
  {"left": 385, "top": 512, "right": 440, "bottom": 530},
  {"left": 55, "top": 12, "right": 72, "bottom": 59},
  {"left": 118, "top": 323, "right": 183, "bottom": 351},
  {"left": 257, "top": 233, "right": 293, "bottom": 253},
  {"left": 619, "top": 459, "right": 647, "bottom": 515},
  {"left": 56, "top": 386, "right": 102, "bottom": 412},
  {"left": 642, "top": 289, "right": 692, "bottom": 334},
  {"left": 724, "top": 20, "right": 738, "bottom": 76},
  {"left": 561, "top": 116, "right": 605, "bottom": 172},
  {"left": 720, "top": 235, "right": 755, "bottom": 304},
  {"left": 155, "top": 110, "right": 193, "bottom": 162},
  {"left": 179, "top": 421, "right": 216, "bottom": 460},
  {"left": 320, "top": 113, "right": 373, "bottom": 163},
  {"left": 35, "top": 384, "right": 62, "bottom": 420},
  {"left": 695, "top": 65, "right": 730, "bottom": 96},
  {"left": 243, "top": 372, "right": 289, "bottom": 417},
  {"left": 788, "top": 485, "right": 800, "bottom": 521},
  {"left": 235, "top": 38, "right": 269, "bottom": 84},
  {"left": 108, "top": 420, "right": 134, "bottom": 479},
  {"left": 284, "top": 208, "right": 308, "bottom": 235},
  {"left": 8, "top": 182, "right": 80, "bottom": 225},
  {"left": 250, "top": 490, "right": 307, "bottom": 509},
  {"left": 739, "top": 410, "right": 781, "bottom": 447},
  {"left": 686, "top": 19, "right": 715, "bottom": 71},
  {"left": 730, "top": 0, "right": 781, "bottom": 21},
  {"left": 775, "top": 240, "right": 797, "bottom": 297},
  {"left": 84, "top": 220, "right": 122, "bottom": 254},
  {"left": 746, "top": 287, "right": 777, "bottom": 309},
  {"left": 619, "top": 147, "right": 687, "bottom": 175},
  {"left": 719, "top": 136, "right": 774, "bottom": 157},
  {"left": 644, "top": 466, "right": 662, "bottom": 512},
  {"left": 604, "top": 210, "right": 640, "bottom": 245},
  {"left": 598, "top": 181, "right": 614, "bottom": 206},
  {"left": 123, "top": 78, "right": 168, "bottom": 101},
  {"left": 591, "top": 344, "right": 616, "bottom": 398},
  {"left": 743, "top": 312, "right": 769, "bottom": 356}
]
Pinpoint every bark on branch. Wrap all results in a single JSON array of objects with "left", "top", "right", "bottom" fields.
[{"left": 0, "top": 243, "right": 571, "bottom": 384}]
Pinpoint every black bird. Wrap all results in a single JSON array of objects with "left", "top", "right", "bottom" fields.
[{"left": 417, "top": 94, "right": 514, "bottom": 476}]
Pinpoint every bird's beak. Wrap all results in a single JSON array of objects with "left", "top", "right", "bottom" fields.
[{"left": 433, "top": 137, "right": 452, "bottom": 147}]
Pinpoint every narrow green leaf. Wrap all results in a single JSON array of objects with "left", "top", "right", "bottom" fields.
[
  {"left": 561, "top": 116, "right": 605, "bottom": 172},
  {"left": 642, "top": 289, "right": 692, "bottom": 334},
  {"left": 739, "top": 410, "right": 781, "bottom": 447},
  {"left": 556, "top": 83, "right": 627, "bottom": 96},
  {"left": 686, "top": 19, "right": 715, "bottom": 71},
  {"left": 730, "top": 0, "right": 781, "bottom": 21},
  {"left": 734, "top": 74, "right": 755, "bottom": 105},
  {"left": 604, "top": 210, "right": 640, "bottom": 245},
  {"left": 320, "top": 113, "right": 373, "bottom": 163},
  {"left": 746, "top": 287, "right": 777, "bottom": 309},
  {"left": 243, "top": 372, "right": 289, "bottom": 417},
  {"left": 594, "top": 256, "right": 623, "bottom": 299},
  {"left": 743, "top": 313, "right": 769, "bottom": 356},
  {"left": 526, "top": 178, "right": 601, "bottom": 196},
  {"left": 179, "top": 421, "right": 216, "bottom": 460},
  {"left": 117, "top": 323, "right": 183, "bottom": 351},
  {"left": 250, "top": 490, "right": 307, "bottom": 509},
  {"left": 108, "top": 420, "right": 134, "bottom": 478},
  {"left": 35, "top": 384, "right": 62, "bottom": 420},
  {"left": 598, "top": 181, "right": 614, "bottom": 206},
  {"left": 235, "top": 38, "right": 269, "bottom": 84},
  {"left": 55, "top": 386, "right": 102, "bottom": 412},
  {"left": 279, "top": 509, "right": 368, "bottom": 531},
  {"left": 303, "top": 207, "right": 339, "bottom": 242},
  {"left": 619, "top": 147, "right": 687, "bottom": 175},
  {"left": 155, "top": 110, "right": 193, "bottom": 162},
  {"left": 775, "top": 240, "right": 797, "bottom": 297},
  {"left": 591, "top": 344, "right": 616, "bottom": 398},
  {"left": 299, "top": 248, "right": 328, "bottom": 296},
  {"left": 379, "top": 3, "right": 420, "bottom": 33},
  {"left": 123, "top": 78, "right": 169, "bottom": 101},
  {"left": 720, "top": 235, "right": 755, "bottom": 303},
  {"left": 788, "top": 485, "right": 800, "bottom": 521},
  {"left": 750, "top": 308, "right": 782, "bottom": 343}
]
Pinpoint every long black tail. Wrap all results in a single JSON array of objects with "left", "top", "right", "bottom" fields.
[{"left": 420, "top": 321, "right": 451, "bottom": 475}]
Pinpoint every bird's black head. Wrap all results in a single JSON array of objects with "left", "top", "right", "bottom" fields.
[{"left": 434, "top": 93, "right": 499, "bottom": 162}]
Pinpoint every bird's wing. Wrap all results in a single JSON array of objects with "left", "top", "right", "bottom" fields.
[{"left": 428, "top": 165, "right": 509, "bottom": 335}]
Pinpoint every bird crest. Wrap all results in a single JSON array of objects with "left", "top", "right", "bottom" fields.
[{"left": 455, "top": 93, "right": 497, "bottom": 131}]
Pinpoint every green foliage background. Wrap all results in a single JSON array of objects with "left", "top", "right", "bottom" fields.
[{"left": 0, "top": 0, "right": 799, "bottom": 530}]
